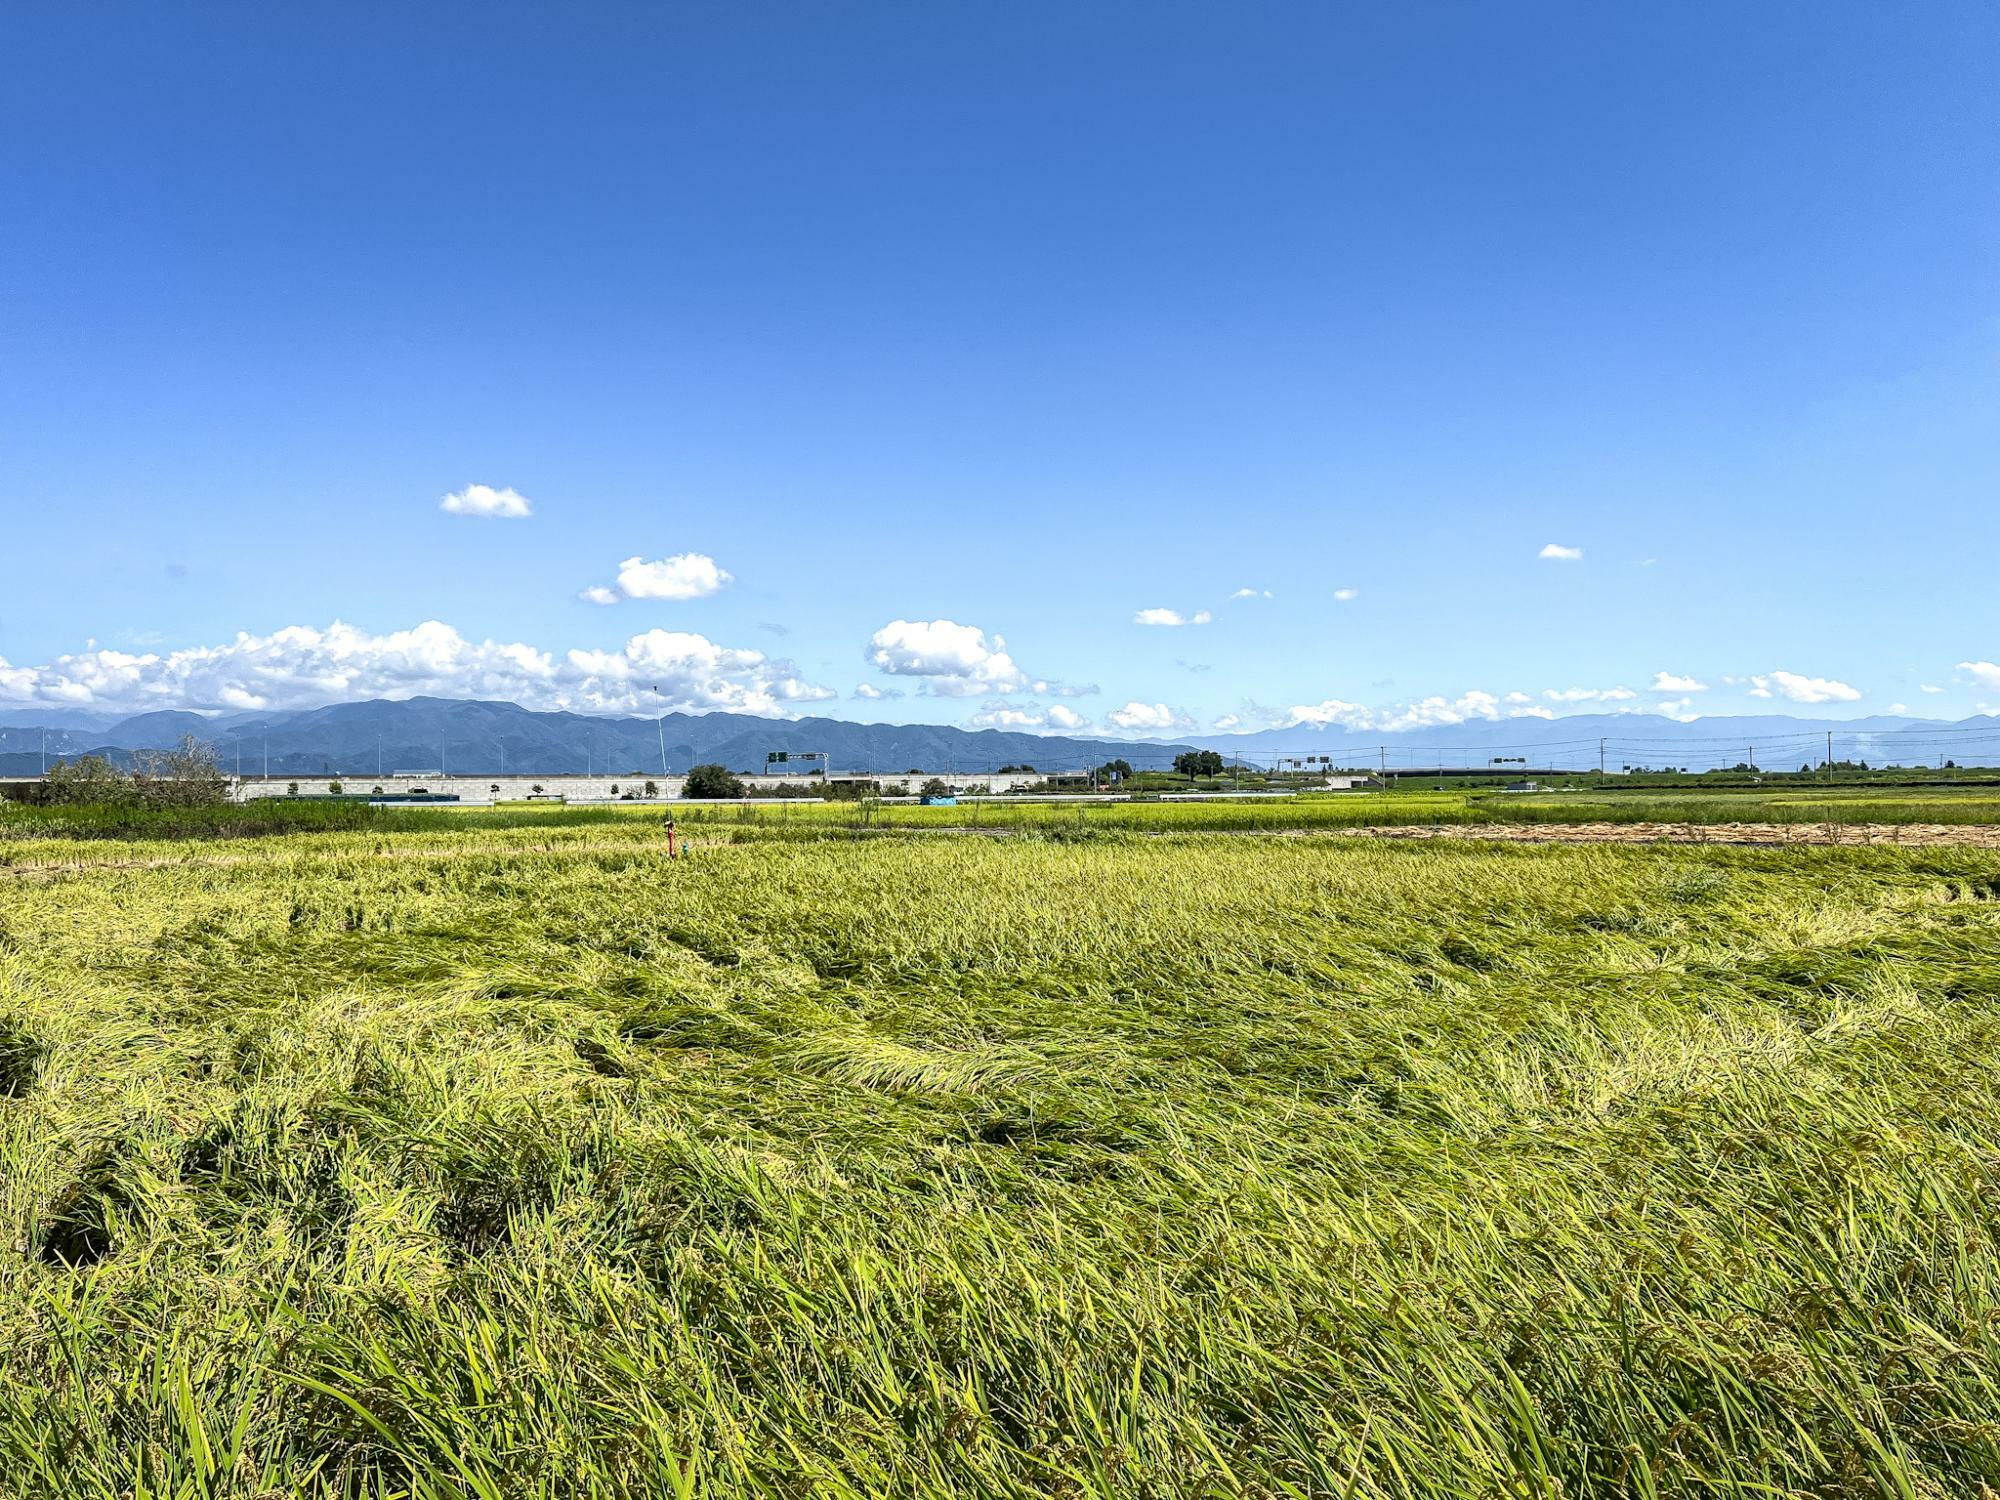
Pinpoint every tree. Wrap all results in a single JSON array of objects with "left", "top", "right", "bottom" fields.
[
  {"left": 685, "top": 763, "right": 746, "bottom": 799},
  {"left": 919, "top": 778, "right": 951, "bottom": 799},
  {"left": 997, "top": 763, "right": 1036, "bottom": 774},
  {"left": 1094, "top": 759, "right": 1133, "bottom": 783},
  {"left": 39, "top": 754, "right": 134, "bottom": 806},
  {"left": 328, "top": 781, "right": 343, "bottom": 795},
  {"left": 132, "top": 736, "right": 228, "bottom": 807},
  {"left": 1173, "top": 750, "right": 1224, "bottom": 778},
  {"left": 644, "top": 780, "right": 659, "bottom": 797}
]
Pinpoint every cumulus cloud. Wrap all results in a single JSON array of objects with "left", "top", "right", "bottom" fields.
[
  {"left": 967, "top": 704, "right": 1048, "bottom": 730},
  {"left": 1106, "top": 701, "right": 1194, "bottom": 733},
  {"left": 1231, "top": 588, "right": 1272, "bottom": 600},
  {"left": 1212, "top": 713, "right": 1241, "bottom": 730},
  {"left": 0, "top": 620, "right": 833, "bottom": 717},
  {"left": 964, "top": 701, "right": 1092, "bottom": 732},
  {"left": 1921, "top": 683, "right": 1945, "bottom": 694},
  {"left": 852, "top": 683, "right": 901, "bottom": 701},
  {"left": 1133, "top": 608, "right": 1210, "bottom": 627},
  {"left": 440, "top": 484, "right": 533, "bottom": 519},
  {"left": 612, "top": 553, "right": 732, "bottom": 601},
  {"left": 1656, "top": 698, "right": 1700, "bottom": 721},
  {"left": 1332, "top": 588, "right": 1358, "bottom": 602},
  {"left": 578, "top": 586, "right": 619, "bottom": 606},
  {"left": 1651, "top": 672, "right": 1707, "bottom": 693},
  {"left": 1543, "top": 686, "right": 1637, "bottom": 703},
  {"left": 1538, "top": 543, "right": 1584, "bottom": 561},
  {"left": 867, "top": 619, "right": 1029, "bottom": 697},
  {"left": 1958, "top": 662, "right": 2000, "bottom": 691},
  {"left": 1748, "top": 671, "right": 1861, "bottom": 704},
  {"left": 1287, "top": 690, "right": 1504, "bottom": 733}
]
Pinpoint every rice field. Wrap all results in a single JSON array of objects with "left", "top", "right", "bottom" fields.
[{"left": 5, "top": 819, "right": 2000, "bottom": 1495}]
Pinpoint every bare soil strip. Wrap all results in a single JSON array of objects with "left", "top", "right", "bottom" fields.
[{"left": 1335, "top": 821, "right": 2000, "bottom": 847}]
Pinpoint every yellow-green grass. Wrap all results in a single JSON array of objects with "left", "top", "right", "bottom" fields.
[
  {"left": 4, "top": 824, "right": 2000, "bottom": 1495},
  {"left": 13, "top": 783, "right": 2000, "bottom": 851}
]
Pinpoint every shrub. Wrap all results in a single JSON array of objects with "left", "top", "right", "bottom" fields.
[{"left": 685, "top": 764, "right": 746, "bottom": 799}]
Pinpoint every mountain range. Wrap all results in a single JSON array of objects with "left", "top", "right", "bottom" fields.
[
  {"left": 0, "top": 698, "right": 1191, "bottom": 778},
  {"left": 3, "top": 697, "right": 2000, "bottom": 778}
]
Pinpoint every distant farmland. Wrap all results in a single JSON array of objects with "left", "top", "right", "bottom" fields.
[{"left": 4, "top": 813, "right": 2000, "bottom": 1494}]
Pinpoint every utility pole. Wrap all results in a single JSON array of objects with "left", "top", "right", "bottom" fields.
[
  {"left": 1825, "top": 730, "right": 1832, "bottom": 783},
  {"left": 1598, "top": 737, "right": 1606, "bottom": 777},
  {"left": 263, "top": 734, "right": 269, "bottom": 779},
  {"left": 651, "top": 685, "right": 668, "bottom": 776},
  {"left": 1379, "top": 745, "right": 1386, "bottom": 782}
]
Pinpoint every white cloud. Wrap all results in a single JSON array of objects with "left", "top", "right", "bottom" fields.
[
  {"left": 964, "top": 701, "right": 1091, "bottom": 733},
  {"left": 1332, "top": 588, "right": 1358, "bottom": 602},
  {"left": 1133, "top": 607, "right": 1210, "bottom": 627},
  {"left": 1749, "top": 671, "right": 1861, "bottom": 704},
  {"left": 1542, "top": 686, "right": 1637, "bottom": 703},
  {"left": 612, "top": 553, "right": 732, "bottom": 601},
  {"left": 578, "top": 585, "right": 619, "bottom": 606},
  {"left": 440, "top": 483, "right": 533, "bottom": 519},
  {"left": 0, "top": 620, "right": 834, "bottom": 717},
  {"left": 1655, "top": 698, "right": 1700, "bottom": 721},
  {"left": 1504, "top": 692, "right": 1533, "bottom": 705},
  {"left": 852, "top": 683, "right": 901, "bottom": 701},
  {"left": 1286, "top": 690, "right": 1504, "bottom": 733},
  {"left": 1538, "top": 543, "right": 1584, "bottom": 561},
  {"left": 1509, "top": 705, "right": 1556, "bottom": 720},
  {"left": 1957, "top": 662, "right": 2000, "bottom": 691},
  {"left": 968, "top": 704, "right": 1051, "bottom": 730},
  {"left": 1212, "top": 713, "right": 1241, "bottom": 730},
  {"left": 1650, "top": 672, "right": 1707, "bottom": 693},
  {"left": 1106, "top": 701, "right": 1194, "bottom": 733},
  {"left": 1886, "top": 703, "right": 1909, "bottom": 715},
  {"left": 1921, "top": 683, "right": 1945, "bottom": 694},
  {"left": 867, "top": 619, "right": 1027, "bottom": 697},
  {"left": 1231, "top": 588, "right": 1273, "bottom": 600}
]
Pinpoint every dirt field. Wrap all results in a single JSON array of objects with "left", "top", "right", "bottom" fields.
[{"left": 1337, "top": 821, "right": 2000, "bottom": 847}]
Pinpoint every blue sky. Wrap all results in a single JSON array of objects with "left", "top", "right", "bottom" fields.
[{"left": 3, "top": 2, "right": 1996, "bottom": 735}]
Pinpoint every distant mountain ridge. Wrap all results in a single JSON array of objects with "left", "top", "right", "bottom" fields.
[
  {"left": 0, "top": 698, "right": 1200, "bottom": 778},
  {"left": 2, "top": 697, "right": 1997, "bottom": 778},
  {"left": 1186, "top": 711, "right": 2000, "bottom": 773}
]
